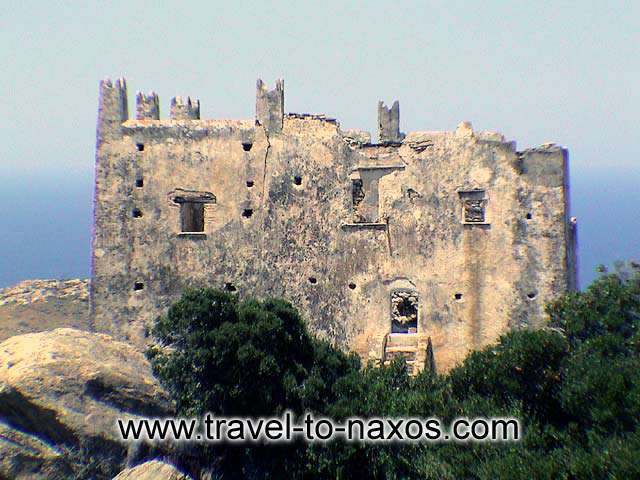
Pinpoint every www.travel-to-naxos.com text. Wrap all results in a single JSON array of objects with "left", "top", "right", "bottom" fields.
[{"left": 117, "top": 413, "right": 520, "bottom": 443}]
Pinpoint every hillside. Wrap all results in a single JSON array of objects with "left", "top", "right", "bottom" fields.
[{"left": 0, "top": 279, "right": 91, "bottom": 342}]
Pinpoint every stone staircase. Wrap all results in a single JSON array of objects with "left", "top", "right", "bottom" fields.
[{"left": 383, "top": 334, "right": 421, "bottom": 374}]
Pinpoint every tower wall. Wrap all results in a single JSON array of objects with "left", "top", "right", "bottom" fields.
[{"left": 91, "top": 77, "right": 576, "bottom": 371}]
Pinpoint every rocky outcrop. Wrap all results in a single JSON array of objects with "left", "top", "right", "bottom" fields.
[
  {"left": 0, "top": 279, "right": 91, "bottom": 342},
  {"left": 0, "top": 279, "right": 89, "bottom": 306},
  {"left": 0, "top": 328, "right": 173, "bottom": 477},
  {"left": 113, "top": 459, "right": 192, "bottom": 480},
  {"left": 0, "top": 420, "right": 73, "bottom": 479}
]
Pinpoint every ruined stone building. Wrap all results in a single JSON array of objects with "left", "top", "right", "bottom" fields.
[{"left": 91, "top": 77, "right": 577, "bottom": 372}]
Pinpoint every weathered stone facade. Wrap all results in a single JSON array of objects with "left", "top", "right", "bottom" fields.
[{"left": 91, "top": 77, "right": 577, "bottom": 372}]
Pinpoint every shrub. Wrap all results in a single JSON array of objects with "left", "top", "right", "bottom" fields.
[
  {"left": 148, "top": 263, "right": 640, "bottom": 479},
  {"left": 147, "top": 288, "right": 357, "bottom": 478}
]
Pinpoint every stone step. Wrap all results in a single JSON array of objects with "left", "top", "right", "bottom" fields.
[
  {"left": 383, "top": 358, "right": 417, "bottom": 364},
  {"left": 384, "top": 349, "right": 417, "bottom": 363},
  {"left": 382, "top": 358, "right": 418, "bottom": 375},
  {"left": 385, "top": 346, "right": 418, "bottom": 353},
  {"left": 385, "top": 334, "right": 420, "bottom": 348}
]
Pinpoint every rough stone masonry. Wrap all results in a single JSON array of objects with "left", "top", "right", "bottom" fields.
[{"left": 91, "top": 77, "right": 577, "bottom": 373}]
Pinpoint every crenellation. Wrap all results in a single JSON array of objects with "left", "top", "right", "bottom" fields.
[
  {"left": 135, "top": 91, "right": 160, "bottom": 120},
  {"left": 455, "top": 121, "right": 474, "bottom": 138},
  {"left": 97, "top": 77, "right": 128, "bottom": 138},
  {"left": 91, "top": 75, "right": 577, "bottom": 373},
  {"left": 170, "top": 96, "right": 200, "bottom": 120},
  {"left": 378, "top": 100, "right": 405, "bottom": 143},
  {"left": 256, "top": 78, "right": 284, "bottom": 133}
]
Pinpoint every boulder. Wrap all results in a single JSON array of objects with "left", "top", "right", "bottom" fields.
[
  {"left": 0, "top": 420, "right": 72, "bottom": 479},
  {"left": 0, "top": 328, "right": 173, "bottom": 473},
  {"left": 113, "top": 459, "right": 192, "bottom": 479}
]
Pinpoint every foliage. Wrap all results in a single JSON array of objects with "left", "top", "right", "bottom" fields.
[
  {"left": 149, "top": 262, "right": 640, "bottom": 479},
  {"left": 147, "top": 288, "right": 358, "bottom": 478},
  {"left": 448, "top": 329, "right": 568, "bottom": 424}
]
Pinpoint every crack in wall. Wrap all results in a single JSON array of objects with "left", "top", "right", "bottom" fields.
[
  {"left": 257, "top": 124, "right": 272, "bottom": 300},
  {"left": 385, "top": 217, "right": 393, "bottom": 256},
  {"left": 260, "top": 125, "right": 271, "bottom": 207}
]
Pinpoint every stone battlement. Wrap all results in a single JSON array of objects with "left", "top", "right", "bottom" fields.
[
  {"left": 98, "top": 76, "right": 552, "bottom": 150},
  {"left": 91, "top": 76, "right": 577, "bottom": 373}
]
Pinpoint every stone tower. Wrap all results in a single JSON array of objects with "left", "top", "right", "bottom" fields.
[{"left": 91, "top": 76, "right": 577, "bottom": 372}]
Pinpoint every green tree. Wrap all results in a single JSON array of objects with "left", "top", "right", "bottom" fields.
[
  {"left": 147, "top": 288, "right": 357, "bottom": 478},
  {"left": 148, "top": 263, "right": 640, "bottom": 479},
  {"left": 448, "top": 329, "right": 568, "bottom": 425}
]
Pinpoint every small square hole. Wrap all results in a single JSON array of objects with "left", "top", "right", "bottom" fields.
[
  {"left": 134, "top": 282, "right": 144, "bottom": 291},
  {"left": 136, "top": 178, "right": 144, "bottom": 188},
  {"left": 136, "top": 143, "right": 144, "bottom": 152},
  {"left": 294, "top": 175, "right": 302, "bottom": 186}
]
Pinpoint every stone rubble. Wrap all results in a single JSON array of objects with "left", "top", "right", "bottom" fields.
[{"left": 0, "top": 279, "right": 89, "bottom": 306}]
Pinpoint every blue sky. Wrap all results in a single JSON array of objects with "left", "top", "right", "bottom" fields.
[{"left": 1, "top": 1, "right": 638, "bottom": 288}]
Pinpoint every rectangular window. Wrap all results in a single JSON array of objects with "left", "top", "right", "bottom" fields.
[
  {"left": 170, "top": 189, "right": 215, "bottom": 235},
  {"left": 180, "top": 202, "right": 205, "bottom": 233},
  {"left": 458, "top": 190, "right": 488, "bottom": 224},
  {"left": 463, "top": 199, "right": 485, "bottom": 223},
  {"left": 351, "top": 174, "right": 380, "bottom": 223},
  {"left": 351, "top": 179, "right": 366, "bottom": 222}
]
